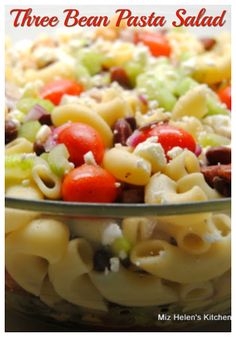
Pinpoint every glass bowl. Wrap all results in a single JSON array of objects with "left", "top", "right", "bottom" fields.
[{"left": 5, "top": 197, "right": 231, "bottom": 331}]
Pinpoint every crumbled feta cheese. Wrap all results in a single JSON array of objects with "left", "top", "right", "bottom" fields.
[
  {"left": 21, "top": 153, "right": 36, "bottom": 160},
  {"left": 60, "top": 94, "right": 82, "bottom": 105},
  {"left": 203, "top": 115, "right": 231, "bottom": 138},
  {"left": 102, "top": 223, "right": 122, "bottom": 245},
  {"left": 109, "top": 257, "right": 120, "bottom": 273},
  {"left": 83, "top": 151, "right": 97, "bottom": 166},
  {"left": 167, "top": 146, "right": 184, "bottom": 159},
  {"left": 149, "top": 100, "right": 158, "bottom": 109},
  {"left": 153, "top": 191, "right": 168, "bottom": 204},
  {"left": 22, "top": 179, "right": 30, "bottom": 186},
  {"left": 119, "top": 250, "right": 127, "bottom": 260},
  {"left": 203, "top": 232, "right": 222, "bottom": 243},
  {"left": 104, "top": 267, "right": 110, "bottom": 276},
  {"left": 36, "top": 125, "right": 52, "bottom": 143},
  {"left": 115, "top": 182, "right": 121, "bottom": 188},
  {"left": 134, "top": 138, "right": 166, "bottom": 173}
]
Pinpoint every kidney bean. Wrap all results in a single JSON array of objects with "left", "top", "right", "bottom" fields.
[
  {"left": 110, "top": 67, "right": 132, "bottom": 89},
  {"left": 201, "top": 164, "right": 231, "bottom": 187},
  {"left": 5, "top": 120, "right": 18, "bottom": 144},
  {"left": 113, "top": 119, "right": 132, "bottom": 146},
  {"left": 206, "top": 146, "right": 231, "bottom": 165},
  {"left": 125, "top": 117, "right": 137, "bottom": 131},
  {"left": 213, "top": 177, "right": 231, "bottom": 197},
  {"left": 200, "top": 37, "right": 216, "bottom": 51}
]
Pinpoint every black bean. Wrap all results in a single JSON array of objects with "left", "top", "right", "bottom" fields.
[
  {"left": 33, "top": 141, "right": 45, "bottom": 156},
  {"left": 5, "top": 120, "right": 18, "bottom": 144},
  {"left": 39, "top": 114, "right": 52, "bottom": 126},
  {"left": 93, "top": 249, "right": 112, "bottom": 272}
]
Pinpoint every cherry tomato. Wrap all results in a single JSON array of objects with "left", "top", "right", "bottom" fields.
[
  {"left": 57, "top": 123, "right": 105, "bottom": 166},
  {"left": 217, "top": 86, "right": 231, "bottom": 110},
  {"left": 62, "top": 164, "right": 117, "bottom": 203},
  {"left": 134, "top": 31, "right": 171, "bottom": 57},
  {"left": 40, "top": 79, "right": 83, "bottom": 105},
  {"left": 127, "top": 124, "right": 196, "bottom": 155}
]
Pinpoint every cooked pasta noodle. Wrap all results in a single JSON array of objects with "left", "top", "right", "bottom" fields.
[
  {"left": 48, "top": 239, "right": 107, "bottom": 311},
  {"left": 5, "top": 218, "right": 69, "bottom": 295},
  {"left": 130, "top": 238, "right": 230, "bottom": 283},
  {"left": 89, "top": 265, "right": 178, "bottom": 307}
]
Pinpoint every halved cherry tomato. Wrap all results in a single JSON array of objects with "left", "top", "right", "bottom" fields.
[
  {"left": 127, "top": 124, "right": 196, "bottom": 155},
  {"left": 62, "top": 164, "right": 117, "bottom": 203},
  {"left": 57, "top": 123, "right": 105, "bottom": 166},
  {"left": 217, "top": 86, "right": 231, "bottom": 110},
  {"left": 40, "top": 79, "right": 83, "bottom": 105},
  {"left": 134, "top": 31, "right": 171, "bottom": 57}
]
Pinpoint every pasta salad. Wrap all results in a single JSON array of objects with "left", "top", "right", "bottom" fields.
[{"left": 5, "top": 23, "right": 231, "bottom": 325}]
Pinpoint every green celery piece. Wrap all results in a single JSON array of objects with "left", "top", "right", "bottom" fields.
[
  {"left": 198, "top": 133, "right": 230, "bottom": 148},
  {"left": 5, "top": 154, "right": 35, "bottom": 181},
  {"left": 112, "top": 237, "right": 131, "bottom": 256},
  {"left": 206, "top": 96, "right": 230, "bottom": 116},
  {"left": 48, "top": 144, "right": 72, "bottom": 177},
  {"left": 137, "top": 73, "right": 177, "bottom": 111},
  {"left": 79, "top": 50, "right": 105, "bottom": 76},
  {"left": 16, "top": 97, "right": 54, "bottom": 114},
  {"left": 40, "top": 152, "right": 49, "bottom": 162},
  {"left": 19, "top": 121, "right": 41, "bottom": 142},
  {"left": 124, "top": 61, "right": 144, "bottom": 87},
  {"left": 174, "top": 77, "right": 198, "bottom": 96}
]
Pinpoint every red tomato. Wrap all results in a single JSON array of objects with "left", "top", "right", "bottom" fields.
[
  {"left": 134, "top": 31, "right": 171, "bottom": 57},
  {"left": 40, "top": 79, "right": 83, "bottom": 105},
  {"left": 57, "top": 123, "right": 105, "bottom": 166},
  {"left": 217, "top": 86, "right": 231, "bottom": 110},
  {"left": 62, "top": 164, "right": 117, "bottom": 203},
  {"left": 127, "top": 124, "right": 196, "bottom": 155}
]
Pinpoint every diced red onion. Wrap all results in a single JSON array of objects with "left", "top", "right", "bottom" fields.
[
  {"left": 24, "top": 104, "right": 47, "bottom": 122},
  {"left": 43, "top": 123, "right": 71, "bottom": 152},
  {"left": 126, "top": 130, "right": 142, "bottom": 147},
  {"left": 195, "top": 144, "right": 202, "bottom": 157}
]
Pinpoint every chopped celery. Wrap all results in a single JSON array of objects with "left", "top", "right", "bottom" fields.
[
  {"left": 5, "top": 154, "right": 35, "bottom": 181},
  {"left": 206, "top": 96, "right": 230, "bottom": 116},
  {"left": 75, "top": 63, "right": 91, "bottom": 88},
  {"left": 79, "top": 49, "right": 104, "bottom": 76},
  {"left": 111, "top": 237, "right": 131, "bottom": 257},
  {"left": 124, "top": 61, "right": 144, "bottom": 87},
  {"left": 48, "top": 144, "right": 72, "bottom": 177},
  {"left": 198, "top": 133, "right": 230, "bottom": 148},
  {"left": 16, "top": 97, "right": 54, "bottom": 114},
  {"left": 137, "top": 73, "right": 177, "bottom": 111},
  {"left": 174, "top": 77, "right": 198, "bottom": 96},
  {"left": 19, "top": 121, "right": 41, "bottom": 142},
  {"left": 40, "top": 152, "right": 49, "bottom": 162}
]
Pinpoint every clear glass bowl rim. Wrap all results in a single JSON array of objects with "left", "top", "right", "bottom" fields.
[{"left": 5, "top": 197, "right": 231, "bottom": 218}]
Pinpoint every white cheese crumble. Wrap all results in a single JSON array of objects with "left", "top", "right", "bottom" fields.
[
  {"left": 115, "top": 182, "right": 121, "bottom": 188},
  {"left": 119, "top": 250, "right": 127, "bottom": 260},
  {"left": 167, "top": 146, "right": 184, "bottom": 159},
  {"left": 102, "top": 223, "right": 122, "bottom": 245},
  {"left": 21, "top": 153, "right": 36, "bottom": 160},
  {"left": 203, "top": 115, "right": 231, "bottom": 139},
  {"left": 109, "top": 257, "right": 120, "bottom": 273},
  {"left": 36, "top": 125, "right": 52, "bottom": 143},
  {"left": 83, "top": 151, "right": 97, "bottom": 166},
  {"left": 134, "top": 137, "right": 166, "bottom": 172},
  {"left": 203, "top": 232, "right": 222, "bottom": 243},
  {"left": 22, "top": 179, "right": 30, "bottom": 186}
]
